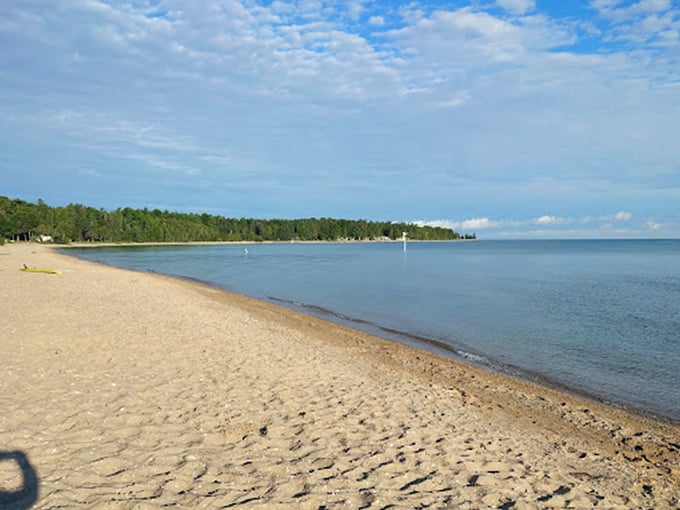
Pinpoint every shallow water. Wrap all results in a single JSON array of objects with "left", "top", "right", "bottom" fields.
[{"left": 67, "top": 239, "right": 680, "bottom": 421}]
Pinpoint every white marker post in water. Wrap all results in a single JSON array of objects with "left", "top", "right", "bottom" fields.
[{"left": 402, "top": 232, "right": 408, "bottom": 252}]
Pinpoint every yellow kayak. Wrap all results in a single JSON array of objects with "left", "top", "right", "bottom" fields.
[{"left": 20, "top": 267, "right": 62, "bottom": 275}]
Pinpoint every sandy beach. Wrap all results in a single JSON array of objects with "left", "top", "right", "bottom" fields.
[{"left": 1, "top": 243, "right": 678, "bottom": 509}]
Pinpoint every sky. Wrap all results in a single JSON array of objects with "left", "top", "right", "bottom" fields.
[{"left": 1, "top": 0, "right": 679, "bottom": 238}]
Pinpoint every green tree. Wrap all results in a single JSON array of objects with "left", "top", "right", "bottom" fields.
[{"left": 0, "top": 196, "right": 463, "bottom": 243}]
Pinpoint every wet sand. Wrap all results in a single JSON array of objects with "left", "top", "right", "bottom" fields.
[{"left": 1, "top": 242, "right": 678, "bottom": 508}]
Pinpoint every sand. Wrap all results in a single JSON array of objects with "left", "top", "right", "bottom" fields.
[{"left": 1, "top": 242, "right": 678, "bottom": 509}]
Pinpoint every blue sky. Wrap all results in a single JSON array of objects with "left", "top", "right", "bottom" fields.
[{"left": 1, "top": 0, "right": 679, "bottom": 238}]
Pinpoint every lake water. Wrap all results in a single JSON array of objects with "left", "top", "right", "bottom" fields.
[{"left": 66, "top": 240, "right": 680, "bottom": 422}]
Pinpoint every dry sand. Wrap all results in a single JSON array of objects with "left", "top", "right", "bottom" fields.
[{"left": 1, "top": 242, "right": 678, "bottom": 509}]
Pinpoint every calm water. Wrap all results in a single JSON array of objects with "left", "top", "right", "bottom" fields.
[{"left": 66, "top": 240, "right": 680, "bottom": 421}]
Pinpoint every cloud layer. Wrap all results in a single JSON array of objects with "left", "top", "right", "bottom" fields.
[{"left": 1, "top": 1, "right": 679, "bottom": 237}]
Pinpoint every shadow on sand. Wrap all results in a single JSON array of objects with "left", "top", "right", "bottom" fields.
[{"left": 0, "top": 451, "right": 39, "bottom": 509}]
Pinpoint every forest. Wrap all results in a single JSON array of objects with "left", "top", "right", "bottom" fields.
[{"left": 0, "top": 196, "right": 474, "bottom": 244}]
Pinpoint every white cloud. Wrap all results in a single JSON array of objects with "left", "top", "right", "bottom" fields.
[
  {"left": 347, "top": 1, "right": 366, "bottom": 21},
  {"left": 415, "top": 218, "right": 502, "bottom": 231},
  {"left": 496, "top": 0, "right": 536, "bottom": 16},
  {"left": 590, "top": 0, "right": 625, "bottom": 10},
  {"left": 614, "top": 211, "right": 633, "bottom": 221},
  {"left": 368, "top": 16, "right": 385, "bottom": 26},
  {"left": 460, "top": 218, "right": 502, "bottom": 230},
  {"left": 398, "top": 4, "right": 426, "bottom": 24},
  {"left": 532, "top": 215, "right": 570, "bottom": 225},
  {"left": 628, "top": 0, "right": 671, "bottom": 15},
  {"left": 645, "top": 219, "right": 661, "bottom": 230},
  {"left": 591, "top": 0, "right": 671, "bottom": 18},
  {"left": 591, "top": 0, "right": 679, "bottom": 46}
]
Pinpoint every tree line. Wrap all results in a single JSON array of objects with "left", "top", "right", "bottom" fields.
[{"left": 0, "top": 196, "right": 474, "bottom": 244}]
